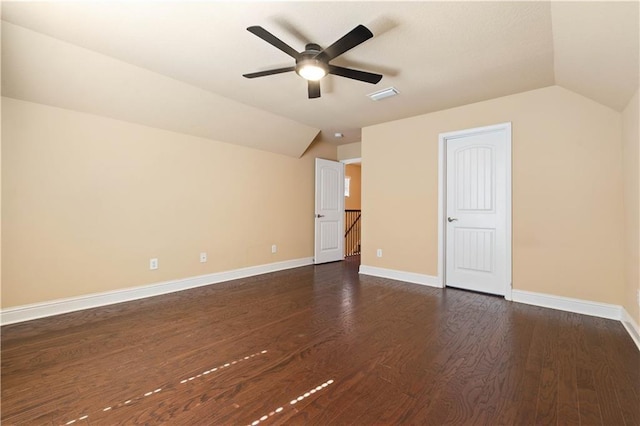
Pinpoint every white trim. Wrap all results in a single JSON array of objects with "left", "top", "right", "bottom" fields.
[
  {"left": 359, "top": 264, "right": 442, "bottom": 288},
  {"left": 437, "top": 141, "right": 445, "bottom": 291},
  {"left": 504, "top": 123, "right": 512, "bottom": 301},
  {"left": 513, "top": 290, "right": 639, "bottom": 351},
  {"left": 365, "top": 265, "right": 638, "bottom": 350},
  {"left": 340, "top": 157, "right": 362, "bottom": 165},
  {"left": 438, "top": 122, "right": 512, "bottom": 300},
  {"left": 621, "top": 308, "right": 640, "bottom": 351},
  {"left": 512, "top": 290, "right": 621, "bottom": 320},
  {"left": 1, "top": 257, "right": 313, "bottom": 326}
]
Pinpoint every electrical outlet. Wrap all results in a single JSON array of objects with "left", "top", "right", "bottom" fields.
[
  {"left": 149, "top": 258, "right": 158, "bottom": 270},
  {"left": 200, "top": 252, "right": 207, "bottom": 263},
  {"left": 376, "top": 249, "right": 383, "bottom": 258},
  {"left": 271, "top": 244, "right": 277, "bottom": 254}
]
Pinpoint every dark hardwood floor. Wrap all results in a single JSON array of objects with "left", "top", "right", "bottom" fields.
[{"left": 2, "top": 256, "right": 639, "bottom": 425}]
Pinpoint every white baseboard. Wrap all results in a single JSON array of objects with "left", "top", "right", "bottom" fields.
[
  {"left": 359, "top": 264, "right": 442, "bottom": 288},
  {"left": 1, "top": 257, "right": 313, "bottom": 326},
  {"left": 621, "top": 308, "right": 640, "bottom": 351},
  {"left": 511, "top": 289, "right": 622, "bottom": 320},
  {"left": 512, "top": 289, "right": 640, "bottom": 351},
  {"left": 356, "top": 271, "right": 638, "bottom": 350},
  {"left": 4, "top": 261, "right": 638, "bottom": 352}
]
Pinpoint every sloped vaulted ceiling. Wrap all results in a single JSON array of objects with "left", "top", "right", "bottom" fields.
[
  {"left": 1, "top": 2, "right": 638, "bottom": 156},
  {"left": 552, "top": 1, "right": 639, "bottom": 111},
  {"left": 0, "top": 22, "right": 320, "bottom": 158}
]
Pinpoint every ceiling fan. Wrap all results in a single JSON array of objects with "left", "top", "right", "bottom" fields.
[{"left": 242, "top": 24, "right": 382, "bottom": 99}]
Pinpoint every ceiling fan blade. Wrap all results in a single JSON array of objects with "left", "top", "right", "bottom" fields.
[
  {"left": 315, "top": 25, "right": 373, "bottom": 62},
  {"left": 328, "top": 65, "right": 382, "bottom": 84},
  {"left": 308, "top": 80, "right": 321, "bottom": 99},
  {"left": 243, "top": 66, "right": 296, "bottom": 79},
  {"left": 247, "top": 26, "right": 301, "bottom": 60}
]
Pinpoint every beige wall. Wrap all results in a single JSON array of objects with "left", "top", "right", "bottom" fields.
[
  {"left": 362, "top": 85, "right": 626, "bottom": 305},
  {"left": 1, "top": 97, "right": 336, "bottom": 308},
  {"left": 0, "top": 21, "right": 3, "bottom": 308},
  {"left": 345, "top": 164, "right": 361, "bottom": 210},
  {"left": 1, "top": 20, "right": 3, "bottom": 308},
  {"left": 622, "top": 89, "right": 639, "bottom": 324},
  {"left": 337, "top": 142, "right": 361, "bottom": 161}
]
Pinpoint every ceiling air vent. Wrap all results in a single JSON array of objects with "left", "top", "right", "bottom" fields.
[{"left": 367, "top": 87, "right": 399, "bottom": 101}]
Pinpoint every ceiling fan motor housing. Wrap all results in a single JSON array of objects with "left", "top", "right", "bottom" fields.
[{"left": 303, "top": 43, "right": 322, "bottom": 54}]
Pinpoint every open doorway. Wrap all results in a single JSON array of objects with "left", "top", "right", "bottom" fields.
[{"left": 343, "top": 160, "right": 361, "bottom": 260}]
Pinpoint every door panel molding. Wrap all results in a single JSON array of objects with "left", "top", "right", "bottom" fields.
[{"left": 438, "top": 122, "right": 512, "bottom": 300}]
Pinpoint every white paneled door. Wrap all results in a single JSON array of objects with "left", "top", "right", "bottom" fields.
[
  {"left": 444, "top": 123, "right": 511, "bottom": 296},
  {"left": 314, "top": 158, "right": 344, "bottom": 264}
]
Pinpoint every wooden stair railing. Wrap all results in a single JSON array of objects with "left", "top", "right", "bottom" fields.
[{"left": 345, "top": 209, "right": 361, "bottom": 257}]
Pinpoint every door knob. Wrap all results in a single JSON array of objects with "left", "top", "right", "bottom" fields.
[
  {"left": 447, "top": 217, "right": 458, "bottom": 222},
  {"left": 316, "top": 214, "right": 325, "bottom": 218}
]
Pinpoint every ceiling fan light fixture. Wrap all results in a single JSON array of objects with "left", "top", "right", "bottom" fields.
[{"left": 296, "top": 60, "right": 328, "bottom": 81}]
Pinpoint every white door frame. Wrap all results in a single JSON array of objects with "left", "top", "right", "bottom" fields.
[
  {"left": 341, "top": 157, "right": 362, "bottom": 165},
  {"left": 437, "top": 122, "right": 512, "bottom": 300}
]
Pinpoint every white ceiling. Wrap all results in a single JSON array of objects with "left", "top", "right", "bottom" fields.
[{"left": 1, "top": 1, "right": 638, "bottom": 155}]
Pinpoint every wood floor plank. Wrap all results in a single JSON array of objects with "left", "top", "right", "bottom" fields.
[
  {"left": 557, "top": 311, "right": 580, "bottom": 425},
  {"left": 2, "top": 257, "right": 638, "bottom": 425},
  {"left": 490, "top": 306, "right": 536, "bottom": 425},
  {"left": 534, "top": 311, "right": 559, "bottom": 425},
  {"left": 589, "top": 317, "right": 634, "bottom": 426}
]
